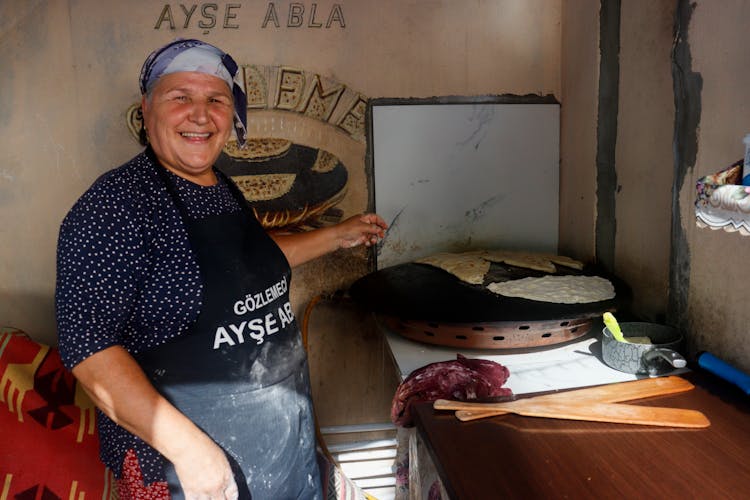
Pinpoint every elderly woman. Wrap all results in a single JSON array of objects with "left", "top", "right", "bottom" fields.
[{"left": 55, "top": 39, "right": 386, "bottom": 500}]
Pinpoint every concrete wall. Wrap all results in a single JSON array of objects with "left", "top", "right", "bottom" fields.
[
  {"left": 559, "top": 0, "right": 599, "bottom": 263},
  {"left": 564, "top": 0, "right": 750, "bottom": 376},
  {"left": 561, "top": 0, "right": 676, "bottom": 323},
  {"left": 0, "top": 0, "right": 562, "bottom": 346},
  {"left": 614, "top": 0, "right": 676, "bottom": 322},
  {"left": 676, "top": 0, "right": 750, "bottom": 372},
  {"left": 0, "top": 0, "right": 562, "bottom": 426},
  {"left": 8, "top": 0, "right": 747, "bottom": 426}
]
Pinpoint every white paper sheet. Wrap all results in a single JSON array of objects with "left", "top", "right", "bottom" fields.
[{"left": 382, "top": 319, "right": 688, "bottom": 395}]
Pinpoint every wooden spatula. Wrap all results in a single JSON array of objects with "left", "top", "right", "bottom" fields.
[
  {"left": 434, "top": 375, "right": 694, "bottom": 418},
  {"left": 453, "top": 400, "right": 709, "bottom": 427},
  {"left": 433, "top": 376, "right": 709, "bottom": 427}
]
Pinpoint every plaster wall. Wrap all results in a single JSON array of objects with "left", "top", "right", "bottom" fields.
[
  {"left": 561, "top": 0, "right": 676, "bottom": 327},
  {"left": 559, "top": 0, "right": 599, "bottom": 263},
  {"left": 556, "top": 0, "right": 750, "bottom": 375},
  {"left": 1, "top": 1, "right": 563, "bottom": 430},
  {"left": 614, "top": 0, "right": 675, "bottom": 321},
  {"left": 678, "top": 0, "right": 750, "bottom": 372},
  {"left": 0, "top": 0, "right": 562, "bottom": 346}
]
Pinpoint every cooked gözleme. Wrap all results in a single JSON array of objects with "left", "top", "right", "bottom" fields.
[{"left": 416, "top": 250, "right": 614, "bottom": 303}]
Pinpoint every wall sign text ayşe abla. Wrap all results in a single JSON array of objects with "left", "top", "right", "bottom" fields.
[{"left": 154, "top": 3, "right": 346, "bottom": 31}]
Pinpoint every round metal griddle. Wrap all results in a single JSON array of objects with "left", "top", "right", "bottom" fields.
[{"left": 350, "top": 261, "right": 625, "bottom": 349}]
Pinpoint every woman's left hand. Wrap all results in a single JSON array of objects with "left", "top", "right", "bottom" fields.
[
  {"left": 270, "top": 212, "right": 388, "bottom": 267},
  {"left": 336, "top": 213, "right": 388, "bottom": 249}
]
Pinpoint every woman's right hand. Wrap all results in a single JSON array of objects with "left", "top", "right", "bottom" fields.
[
  {"left": 173, "top": 437, "right": 239, "bottom": 500},
  {"left": 71, "top": 347, "right": 241, "bottom": 499}
]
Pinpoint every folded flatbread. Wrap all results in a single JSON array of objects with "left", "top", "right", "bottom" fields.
[
  {"left": 416, "top": 249, "right": 586, "bottom": 285},
  {"left": 481, "top": 250, "right": 557, "bottom": 273},
  {"left": 416, "top": 251, "right": 490, "bottom": 285},
  {"left": 537, "top": 253, "right": 585, "bottom": 271}
]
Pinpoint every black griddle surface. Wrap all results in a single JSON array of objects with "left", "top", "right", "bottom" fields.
[{"left": 349, "top": 262, "right": 622, "bottom": 323}]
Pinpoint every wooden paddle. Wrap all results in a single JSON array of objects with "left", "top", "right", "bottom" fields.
[
  {"left": 433, "top": 376, "right": 710, "bottom": 427},
  {"left": 434, "top": 376, "right": 694, "bottom": 414}
]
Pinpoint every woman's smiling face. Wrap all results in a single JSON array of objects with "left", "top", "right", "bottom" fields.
[{"left": 142, "top": 71, "right": 234, "bottom": 185}]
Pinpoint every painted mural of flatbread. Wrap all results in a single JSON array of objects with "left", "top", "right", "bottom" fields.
[
  {"left": 487, "top": 275, "right": 615, "bottom": 304},
  {"left": 224, "top": 138, "right": 292, "bottom": 160},
  {"left": 217, "top": 141, "right": 349, "bottom": 230},
  {"left": 232, "top": 174, "right": 296, "bottom": 201},
  {"left": 416, "top": 252, "right": 491, "bottom": 285}
]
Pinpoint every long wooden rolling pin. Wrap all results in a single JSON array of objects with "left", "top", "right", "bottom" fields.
[{"left": 433, "top": 376, "right": 710, "bottom": 427}]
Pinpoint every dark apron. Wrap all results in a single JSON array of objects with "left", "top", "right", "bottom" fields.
[{"left": 135, "top": 161, "right": 321, "bottom": 500}]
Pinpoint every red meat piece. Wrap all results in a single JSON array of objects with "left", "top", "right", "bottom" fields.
[{"left": 391, "top": 354, "right": 512, "bottom": 427}]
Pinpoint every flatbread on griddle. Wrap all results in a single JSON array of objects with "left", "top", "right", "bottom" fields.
[
  {"left": 487, "top": 275, "right": 615, "bottom": 304},
  {"left": 415, "top": 249, "right": 587, "bottom": 287},
  {"left": 416, "top": 251, "right": 490, "bottom": 285}
]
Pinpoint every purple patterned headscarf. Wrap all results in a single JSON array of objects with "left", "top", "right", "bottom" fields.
[{"left": 139, "top": 38, "right": 247, "bottom": 146}]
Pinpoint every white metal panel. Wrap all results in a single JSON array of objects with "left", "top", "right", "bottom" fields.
[{"left": 372, "top": 102, "right": 560, "bottom": 269}]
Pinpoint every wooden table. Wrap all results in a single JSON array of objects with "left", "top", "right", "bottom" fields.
[{"left": 412, "top": 370, "right": 750, "bottom": 499}]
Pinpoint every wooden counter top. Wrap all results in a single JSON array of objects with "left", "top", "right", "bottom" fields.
[{"left": 412, "top": 370, "right": 750, "bottom": 499}]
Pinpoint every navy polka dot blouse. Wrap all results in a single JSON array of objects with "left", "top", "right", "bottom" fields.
[{"left": 55, "top": 149, "right": 243, "bottom": 482}]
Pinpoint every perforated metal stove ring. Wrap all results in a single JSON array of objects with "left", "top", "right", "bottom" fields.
[{"left": 380, "top": 315, "right": 593, "bottom": 349}]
